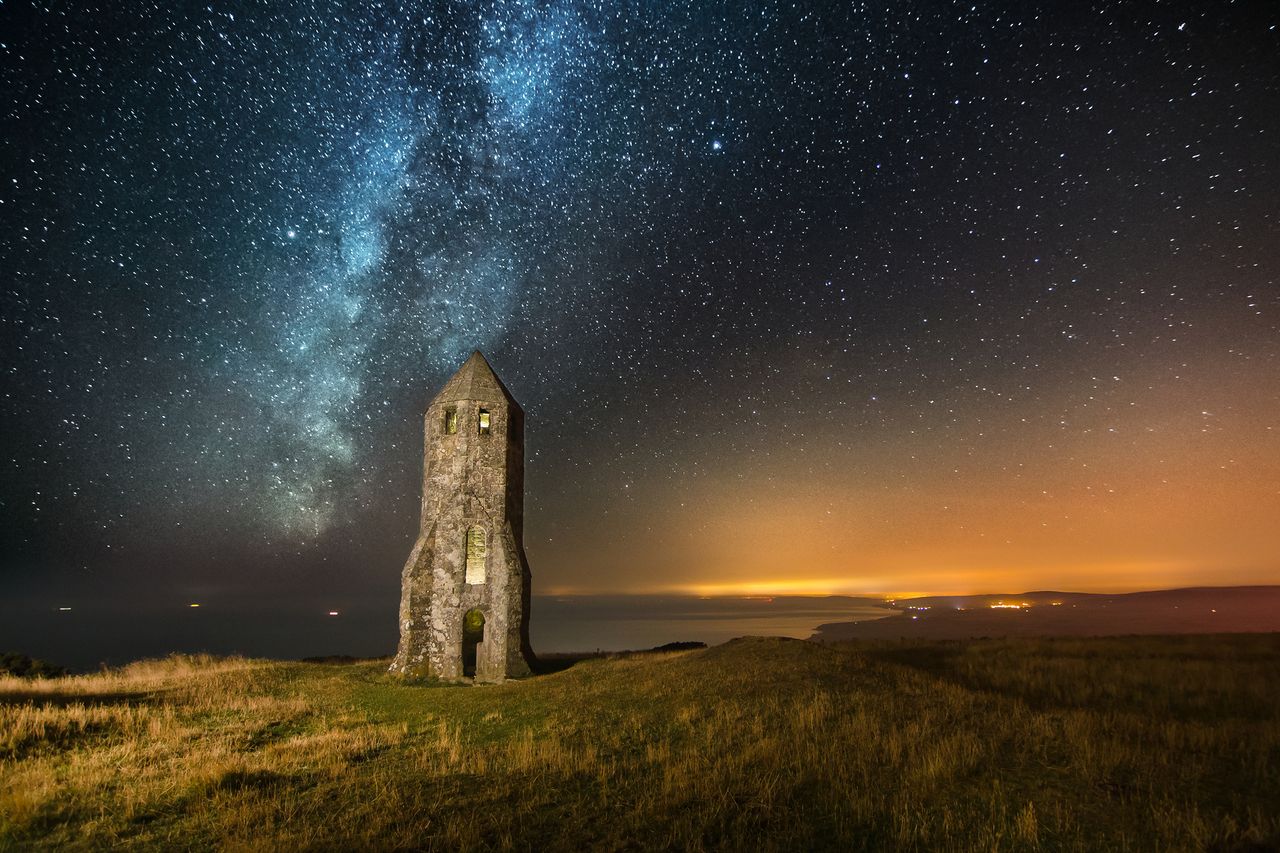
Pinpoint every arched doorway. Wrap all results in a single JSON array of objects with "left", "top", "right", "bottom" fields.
[{"left": 462, "top": 609, "right": 485, "bottom": 678}]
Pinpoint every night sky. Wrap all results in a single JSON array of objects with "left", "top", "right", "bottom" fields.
[{"left": 3, "top": 0, "right": 1278, "bottom": 621}]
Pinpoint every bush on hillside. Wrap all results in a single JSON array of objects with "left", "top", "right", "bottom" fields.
[{"left": 0, "top": 652, "right": 68, "bottom": 679}]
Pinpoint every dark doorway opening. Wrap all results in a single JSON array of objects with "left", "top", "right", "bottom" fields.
[{"left": 462, "top": 609, "right": 485, "bottom": 678}]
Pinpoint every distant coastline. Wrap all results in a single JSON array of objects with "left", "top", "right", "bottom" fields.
[{"left": 810, "top": 586, "right": 1280, "bottom": 642}]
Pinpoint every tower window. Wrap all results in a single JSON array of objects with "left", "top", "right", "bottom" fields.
[
  {"left": 444, "top": 408, "right": 458, "bottom": 434},
  {"left": 478, "top": 409, "right": 491, "bottom": 434},
  {"left": 465, "top": 526, "right": 486, "bottom": 584}
]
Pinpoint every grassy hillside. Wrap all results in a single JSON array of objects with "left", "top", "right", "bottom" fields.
[{"left": 2, "top": 635, "right": 1277, "bottom": 850}]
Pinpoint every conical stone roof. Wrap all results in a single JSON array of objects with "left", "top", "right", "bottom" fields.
[{"left": 429, "top": 351, "right": 521, "bottom": 411}]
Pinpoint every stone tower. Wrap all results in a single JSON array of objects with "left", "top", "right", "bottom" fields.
[{"left": 390, "top": 351, "right": 534, "bottom": 682}]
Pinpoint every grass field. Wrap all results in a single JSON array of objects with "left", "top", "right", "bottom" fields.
[{"left": 2, "top": 634, "right": 1277, "bottom": 850}]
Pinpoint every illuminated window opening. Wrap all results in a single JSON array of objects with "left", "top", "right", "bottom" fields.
[
  {"left": 465, "top": 526, "right": 486, "bottom": 584},
  {"left": 478, "top": 409, "right": 491, "bottom": 434},
  {"left": 444, "top": 408, "right": 458, "bottom": 434}
]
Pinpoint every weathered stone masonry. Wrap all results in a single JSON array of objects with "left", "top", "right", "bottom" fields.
[{"left": 389, "top": 351, "right": 534, "bottom": 682}]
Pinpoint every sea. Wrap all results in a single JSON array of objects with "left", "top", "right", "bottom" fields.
[{"left": 1, "top": 594, "right": 892, "bottom": 671}]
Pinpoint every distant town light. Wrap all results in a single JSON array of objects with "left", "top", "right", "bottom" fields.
[
  {"left": 58, "top": 606, "right": 72, "bottom": 611},
  {"left": 328, "top": 610, "right": 340, "bottom": 616},
  {"left": 189, "top": 603, "right": 201, "bottom": 608}
]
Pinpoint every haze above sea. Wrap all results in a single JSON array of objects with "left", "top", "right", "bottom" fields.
[{"left": 0, "top": 594, "right": 892, "bottom": 671}]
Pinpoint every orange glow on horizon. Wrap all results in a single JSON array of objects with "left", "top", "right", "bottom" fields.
[
  {"left": 534, "top": 350, "right": 1279, "bottom": 597},
  {"left": 537, "top": 571, "right": 1267, "bottom": 600}
]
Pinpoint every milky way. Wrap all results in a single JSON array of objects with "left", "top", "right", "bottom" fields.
[{"left": 3, "top": 1, "right": 1278, "bottom": 601}]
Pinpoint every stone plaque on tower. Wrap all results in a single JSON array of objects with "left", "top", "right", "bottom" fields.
[{"left": 389, "top": 351, "right": 534, "bottom": 681}]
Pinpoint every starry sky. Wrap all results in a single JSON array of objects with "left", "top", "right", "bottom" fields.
[{"left": 3, "top": 0, "right": 1278, "bottom": 614}]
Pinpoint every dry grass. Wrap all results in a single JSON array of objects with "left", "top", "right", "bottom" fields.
[{"left": 1, "top": 635, "right": 1277, "bottom": 850}]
